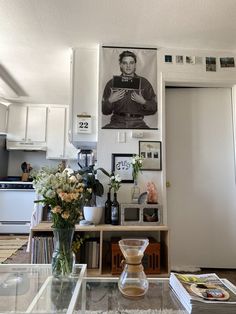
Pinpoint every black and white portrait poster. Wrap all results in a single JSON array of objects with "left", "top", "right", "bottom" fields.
[{"left": 100, "top": 46, "right": 158, "bottom": 129}]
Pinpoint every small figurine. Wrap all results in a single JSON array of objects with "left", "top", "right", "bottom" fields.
[{"left": 147, "top": 182, "right": 158, "bottom": 204}]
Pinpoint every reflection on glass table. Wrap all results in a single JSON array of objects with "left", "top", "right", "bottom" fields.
[
  {"left": 77, "top": 277, "right": 187, "bottom": 313},
  {"left": 0, "top": 264, "right": 86, "bottom": 313}
]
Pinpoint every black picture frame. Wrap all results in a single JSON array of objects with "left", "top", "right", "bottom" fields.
[
  {"left": 112, "top": 153, "right": 134, "bottom": 183},
  {"left": 139, "top": 141, "right": 162, "bottom": 171}
]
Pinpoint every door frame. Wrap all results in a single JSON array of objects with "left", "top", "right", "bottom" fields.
[{"left": 160, "top": 73, "right": 236, "bottom": 226}]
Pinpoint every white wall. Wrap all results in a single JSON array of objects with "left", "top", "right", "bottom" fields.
[{"left": 93, "top": 47, "right": 236, "bottom": 224}]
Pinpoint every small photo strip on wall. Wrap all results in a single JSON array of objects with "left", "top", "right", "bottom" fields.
[
  {"left": 195, "top": 56, "right": 203, "bottom": 64},
  {"left": 220, "top": 57, "right": 235, "bottom": 68},
  {"left": 165, "top": 55, "right": 172, "bottom": 63},
  {"left": 186, "top": 56, "right": 196, "bottom": 64},
  {"left": 176, "top": 55, "right": 184, "bottom": 64},
  {"left": 206, "top": 57, "right": 216, "bottom": 72}
]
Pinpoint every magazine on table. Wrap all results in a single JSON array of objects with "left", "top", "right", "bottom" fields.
[{"left": 170, "top": 272, "right": 236, "bottom": 313}]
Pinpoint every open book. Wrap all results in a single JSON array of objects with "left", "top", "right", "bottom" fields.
[{"left": 170, "top": 272, "right": 236, "bottom": 313}]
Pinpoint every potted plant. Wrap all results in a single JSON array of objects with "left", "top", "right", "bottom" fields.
[{"left": 76, "top": 165, "right": 110, "bottom": 224}]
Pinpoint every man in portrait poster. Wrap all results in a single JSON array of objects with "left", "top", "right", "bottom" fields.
[{"left": 100, "top": 47, "right": 158, "bottom": 129}]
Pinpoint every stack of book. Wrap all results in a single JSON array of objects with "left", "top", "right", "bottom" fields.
[
  {"left": 170, "top": 272, "right": 236, "bottom": 313},
  {"left": 79, "top": 238, "right": 100, "bottom": 269},
  {"left": 31, "top": 236, "right": 54, "bottom": 263}
]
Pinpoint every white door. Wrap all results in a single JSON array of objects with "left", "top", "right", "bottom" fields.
[{"left": 166, "top": 87, "right": 236, "bottom": 269}]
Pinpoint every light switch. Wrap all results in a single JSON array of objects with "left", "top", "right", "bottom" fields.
[
  {"left": 118, "top": 131, "right": 126, "bottom": 143},
  {"left": 131, "top": 131, "right": 144, "bottom": 138}
]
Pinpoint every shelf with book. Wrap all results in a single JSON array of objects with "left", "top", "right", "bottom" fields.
[{"left": 30, "top": 222, "right": 169, "bottom": 277}]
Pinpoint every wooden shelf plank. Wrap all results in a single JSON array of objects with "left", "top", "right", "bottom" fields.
[
  {"left": 30, "top": 222, "right": 170, "bottom": 277},
  {"left": 32, "top": 222, "right": 169, "bottom": 232}
]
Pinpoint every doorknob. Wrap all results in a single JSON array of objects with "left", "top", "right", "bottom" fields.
[{"left": 166, "top": 181, "right": 171, "bottom": 188}]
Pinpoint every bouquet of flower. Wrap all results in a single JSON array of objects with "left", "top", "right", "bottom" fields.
[
  {"left": 33, "top": 167, "right": 92, "bottom": 229},
  {"left": 131, "top": 155, "right": 143, "bottom": 181},
  {"left": 109, "top": 173, "right": 122, "bottom": 192}
]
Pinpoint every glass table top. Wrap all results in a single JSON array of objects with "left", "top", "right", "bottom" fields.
[
  {"left": 0, "top": 264, "right": 188, "bottom": 313},
  {"left": 0, "top": 264, "right": 86, "bottom": 313},
  {"left": 78, "top": 277, "right": 187, "bottom": 313}
]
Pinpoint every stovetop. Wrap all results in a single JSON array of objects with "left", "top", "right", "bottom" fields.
[{"left": 0, "top": 177, "right": 34, "bottom": 190}]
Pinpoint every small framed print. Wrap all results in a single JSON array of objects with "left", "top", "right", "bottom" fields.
[
  {"left": 176, "top": 55, "right": 184, "bottom": 64},
  {"left": 186, "top": 56, "right": 196, "bottom": 64},
  {"left": 206, "top": 57, "right": 216, "bottom": 72},
  {"left": 220, "top": 57, "right": 235, "bottom": 68},
  {"left": 165, "top": 55, "right": 172, "bottom": 63},
  {"left": 112, "top": 153, "right": 134, "bottom": 183},
  {"left": 139, "top": 141, "right": 162, "bottom": 171}
]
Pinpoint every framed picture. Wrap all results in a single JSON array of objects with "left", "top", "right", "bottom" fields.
[
  {"left": 206, "top": 57, "right": 216, "bottom": 72},
  {"left": 112, "top": 153, "right": 134, "bottom": 183},
  {"left": 100, "top": 46, "right": 158, "bottom": 130},
  {"left": 139, "top": 141, "right": 162, "bottom": 171},
  {"left": 220, "top": 57, "right": 235, "bottom": 68}
]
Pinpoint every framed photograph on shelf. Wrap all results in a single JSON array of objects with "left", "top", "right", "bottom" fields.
[
  {"left": 112, "top": 153, "right": 134, "bottom": 183},
  {"left": 139, "top": 141, "right": 162, "bottom": 171}
]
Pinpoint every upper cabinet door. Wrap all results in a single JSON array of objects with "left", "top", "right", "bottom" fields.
[
  {"left": 27, "top": 107, "right": 47, "bottom": 142},
  {"left": 0, "top": 104, "right": 7, "bottom": 134},
  {"left": 7, "top": 105, "right": 27, "bottom": 141},
  {"left": 70, "top": 48, "right": 98, "bottom": 148},
  {"left": 46, "top": 106, "right": 78, "bottom": 160},
  {"left": 64, "top": 107, "right": 78, "bottom": 159},
  {"left": 46, "top": 107, "right": 65, "bottom": 159}
]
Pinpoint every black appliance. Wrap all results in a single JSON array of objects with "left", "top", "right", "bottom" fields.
[
  {"left": 0, "top": 177, "right": 34, "bottom": 190},
  {"left": 0, "top": 135, "right": 8, "bottom": 178}
]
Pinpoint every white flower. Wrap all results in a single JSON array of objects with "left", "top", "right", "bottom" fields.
[
  {"left": 63, "top": 168, "right": 74, "bottom": 176},
  {"left": 69, "top": 175, "right": 78, "bottom": 183},
  {"left": 115, "top": 174, "right": 121, "bottom": 182}
]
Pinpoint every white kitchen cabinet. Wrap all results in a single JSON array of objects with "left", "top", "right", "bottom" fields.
[
  {"left": 7, "top": 105, "right": 47, "bottom": 142},
  {"left": 7, "top": 105, "right": 27, "bottom": 141},
  {"left": 46, "top": 106, "right": 77, "bottom": 159},
  {"left": 27, "top": 107, "right": 47, "bottom": 142},
  {"left": 0, "top": 104, "right": 7, "bottom": 134},
  {"left": 70, "top": 48, "right": 98, "bottom": 149}
]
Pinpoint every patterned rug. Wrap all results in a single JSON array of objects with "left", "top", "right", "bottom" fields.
[
  {"left": 81, "top": 311, "right": 186, "bottom": 314},
  {"left": 0, "top": 236, "right": 28, "bottom": 263}
]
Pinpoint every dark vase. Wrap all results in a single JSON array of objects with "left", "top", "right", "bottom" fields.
[
  {"left": 51, "top": 228, "right": 75, "bottom": 277},
  {"left": 105, "top": 192, "right": 112, "bottom": 224},
  {"left": 111, "top": 192, "right": 119, "bottom": 225}
]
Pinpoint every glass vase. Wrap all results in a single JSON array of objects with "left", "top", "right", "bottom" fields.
[
  {"left": 131, "top": 179, "right": 140, "bottom": 203},
  {"left": 51, "top": 228, "right": 75, "bottom": 277}
]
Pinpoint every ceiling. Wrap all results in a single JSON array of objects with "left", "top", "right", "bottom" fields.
[{"left": 1, "top": 0, "right": 236, "bottom": 104}]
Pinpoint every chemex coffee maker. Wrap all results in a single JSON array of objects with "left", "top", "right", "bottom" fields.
[{"left": 77, "top": 149, "right": 95, "bottom": 169}]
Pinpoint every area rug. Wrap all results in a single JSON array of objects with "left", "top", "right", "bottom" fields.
[
  {"left": 0, "top": 236, "right": 28, "bottom": 263},
  {"left": 81, "top": 310, "right": 186, "bottom": 314}
]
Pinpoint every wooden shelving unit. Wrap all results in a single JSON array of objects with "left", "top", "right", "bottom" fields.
[{"left": 30, "top": 222, "right": 170, "bottom": 277}]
